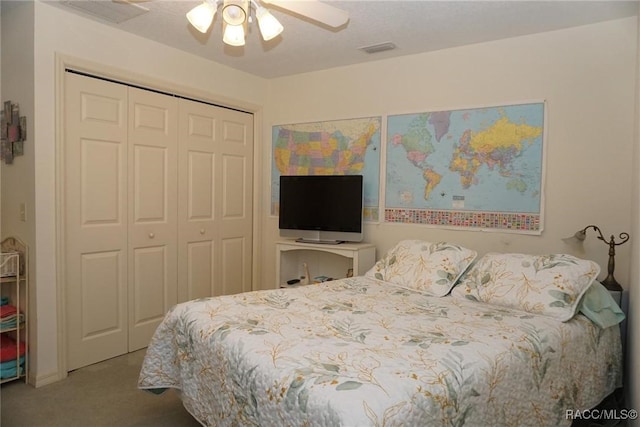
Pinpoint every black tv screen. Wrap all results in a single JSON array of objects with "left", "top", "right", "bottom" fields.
[{"left": 279, "top": 175, "right": 364, "bottom": 244}]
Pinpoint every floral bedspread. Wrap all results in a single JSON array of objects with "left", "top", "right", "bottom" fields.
[{"left": 138, "top": 277, "right": 622, "bottom": 427}]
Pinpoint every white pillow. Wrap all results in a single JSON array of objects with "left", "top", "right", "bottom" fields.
[
  {"left": 365, "top": 240, "right": 477, "bottom": 297},
  {"left": 451, "top": 252, "right": 600, "bottom": 321}
]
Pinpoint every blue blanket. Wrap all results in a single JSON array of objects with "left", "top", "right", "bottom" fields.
[
  {"left": 579, "top": 282, "right": 625, "bottom": 328},
  {"left": 0, "top": 355, "right": 24, "bottom": 379}
]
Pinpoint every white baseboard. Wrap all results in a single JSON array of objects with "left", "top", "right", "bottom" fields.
[{"left": 33, "top": 370, "right": 67, "bottom": 388}]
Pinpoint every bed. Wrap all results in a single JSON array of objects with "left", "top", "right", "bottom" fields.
[{"left": 138, "top": 240, "right": 623, "bottom": 426}]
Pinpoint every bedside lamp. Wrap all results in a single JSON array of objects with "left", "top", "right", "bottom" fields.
[{"left": 562, "top": 225, "right": 630, "bottom": 291}]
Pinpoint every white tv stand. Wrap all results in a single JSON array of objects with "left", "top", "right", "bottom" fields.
[{"left": 276, "top": 240, "right": 376, "bottom": 288}]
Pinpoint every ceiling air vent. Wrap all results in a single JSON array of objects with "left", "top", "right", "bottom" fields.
[
  {"left": 63, "top": 0, "right": 149, "bottom": 24},
  {"left": 359, "top": 42, "right": 397, "bottom": 54}
]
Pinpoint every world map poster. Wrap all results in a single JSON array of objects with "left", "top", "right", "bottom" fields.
[
  {"left": 385, "top": 102, "right": 545, "bottom": 233},
  {"left": 271, "top": 117, "right": 382, "bottom": 221}
]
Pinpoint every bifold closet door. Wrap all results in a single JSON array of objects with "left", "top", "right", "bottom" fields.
[
  {"left": 127, "top": 88, "right": 178, "bottom": 351},
  {"left": 65, "top": 74, "right": 179, "bottom": 367},
  {"left": 65, "top": 72, "right": 129, "bottom": 370},
  {"left": 177, "top": 99, "right": 253, "bottom": 301},
  {"left": 65, "top": 71, "right": 254, "bottom": 370}
]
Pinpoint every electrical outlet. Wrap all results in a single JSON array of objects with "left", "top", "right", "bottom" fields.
[{"left": 19, "top": 202, "right": 26, "bottom": 222}]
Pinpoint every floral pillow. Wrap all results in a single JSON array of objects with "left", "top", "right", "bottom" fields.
[
  {"left": 365, "top": 240, "right": 477, "bottom": 297},
  {"left": 451, "top": 252, "right": 600, "bottom": 321}
]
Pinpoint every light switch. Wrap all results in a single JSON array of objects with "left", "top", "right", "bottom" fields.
[{"left": 19, "top": 202, "right": 26, "bottom": 222}]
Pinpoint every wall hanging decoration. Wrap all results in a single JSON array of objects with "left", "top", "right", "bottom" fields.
[
  {"left": 385, "top": 101, "right": 546, "bottom": 234},
  {"left": 0, "top": 101, "right": 27, "bottom": 165},
  {"left": 271, "top": 116, "right": 382, "bottom": 222}
]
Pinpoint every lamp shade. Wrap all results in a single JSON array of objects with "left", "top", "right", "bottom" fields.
[
  {"left": 186, "top": 2, "right": 217, "bottom": 33},
  {"left": 223, "top": 22, "right": 246, "bottom": 46},
  {"left": 256, "top": 6, "right": 283, "bottom": 41}
]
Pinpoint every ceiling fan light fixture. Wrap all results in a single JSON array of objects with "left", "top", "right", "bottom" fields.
[
  {"left": 186, "top": 0, "right": 346, "bottom": 47},
  {"left": 223, "top": 22, "right": 246, "bottom": 46},
  {"left": 256, "top": 6, "right": 283, "bottom": 41},
  {"left": 222, "top": 0, "right": 248, "bottom": 26},
  {"left": 186, "top": 2, "right": 217, "bottom": 33}
]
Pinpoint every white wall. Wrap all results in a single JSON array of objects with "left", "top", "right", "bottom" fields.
[
  {"left": 1, "top": 0, "right": 36, "bottom": 380},
  {"left": 27, "top": 1, "right": 268, "bottom": 385},
  {"left": 262, "top": 18, "right": 637, "bottom": 293},
  {"left": 628, "top": 6, "right": 640, "bottom": 423}
]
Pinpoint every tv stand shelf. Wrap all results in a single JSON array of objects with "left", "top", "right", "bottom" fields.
[{"left": 276, "top": 240, "right": 375, "bottom": 289}]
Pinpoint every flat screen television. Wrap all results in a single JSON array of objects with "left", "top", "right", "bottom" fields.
[{"left": 279, "top": 175, "right": 364, "bottom": 244}]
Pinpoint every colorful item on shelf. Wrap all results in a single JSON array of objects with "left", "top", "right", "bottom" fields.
[
  {"left": 0, "top": 304, "right": 23, "bottom": 331},
  {"left": 0, "top": 335, "right": 26, "bottom": 362},
  {"left": 0, "top": 236, "right": 27, "bottom": 383},
  {"left": 0, "top": 332, "right": 26, "bottom": 380},
  {"left": 0, "top": 313, "right": 24, "bottom": 330},
  {"left": 0, "top": 304, "right": 17, "bottom": 317},
  {"left": 0, "top": 355, "right": 25, "bottom": 379}
]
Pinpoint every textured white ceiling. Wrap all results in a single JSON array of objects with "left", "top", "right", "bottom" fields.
[{"left": 52, "top": 0, "right": 639, "bottom": 79}]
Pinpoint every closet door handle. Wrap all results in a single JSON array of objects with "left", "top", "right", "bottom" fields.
[
  {"left": 148, "top": 232, "right": 155, "bottom": 239},
  {"left": 200, "top": 229, "right": 205, "bottom": 235}
]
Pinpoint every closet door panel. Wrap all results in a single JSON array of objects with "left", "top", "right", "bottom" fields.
[
  {"left": 218, "top": 116, "right": 254, "bottom": 295},
  {"left": 184, "top": 151, "right": 215, "bottom": 299},
  {"left": 80, "top": 252, "right": 123, "bottom": 335},
  {"left": 220, "top": 237, "right": 247, "bottom": 295},
  {"left": 127, "top": 87, "right": 178, "bottom": 351},
  {"left": 187, "top": 241, "right": 215, "bottom": 300},
  {"left": 132, "top": 246, "right": 168, "bottom": 323},
  {"left": 81, "top": 140, "right": 121, "bottom": 226},
  {"left": 188, "top": 151, "right": 215, "bottom": 220},
  {"left": 178, "top": 100, "right": 219, "bottom": 302},
  {"left": 178, "top": 99, "right": 253, "bottom": 300},
  {"left": 133, "top": 145, "right": 168, "bottom": 222},
  {"left": 65, "top": 72, "right": 128, "bottom": 370},
  {"left": 222, "top": 155, "right": 246, "bottom": 218}
]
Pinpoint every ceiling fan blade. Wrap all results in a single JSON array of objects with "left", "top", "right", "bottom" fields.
[{"left": 261, "top": 0, "right": 349, "bottom": 28}]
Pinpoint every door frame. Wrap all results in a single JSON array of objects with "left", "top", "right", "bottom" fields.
[{"left": 54, "top": 53, "right": 263, "bottom": 379}]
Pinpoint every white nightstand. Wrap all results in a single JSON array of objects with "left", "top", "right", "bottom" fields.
[{"left": 276, "top": 240, "right": 375, "bottom": 289}]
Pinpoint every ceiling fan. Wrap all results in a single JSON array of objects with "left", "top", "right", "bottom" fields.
[
  {"left": 184, "top": 0, "right": 350, "bottom": 46},
  {"left": 110, "top": 0, "right": 348, "bottom": 46},
  {"left": 70, "top": 0, "right": 347, "bottom": 39}
]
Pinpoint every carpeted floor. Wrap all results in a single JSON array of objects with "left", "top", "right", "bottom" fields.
[{"left": 0, "top": 349, "right": 201, "bottom": 427}]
